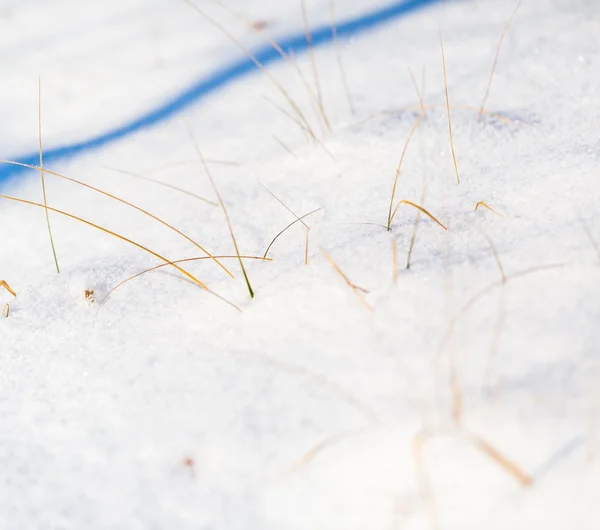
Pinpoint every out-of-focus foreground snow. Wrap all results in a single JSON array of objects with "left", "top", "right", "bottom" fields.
[{"left": 1, "top": 0, "right": 599, "bottom": 528}]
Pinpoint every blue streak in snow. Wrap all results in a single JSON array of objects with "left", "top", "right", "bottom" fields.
[{"left": 0, "top": 0, "right": 442, "bottom": 184}]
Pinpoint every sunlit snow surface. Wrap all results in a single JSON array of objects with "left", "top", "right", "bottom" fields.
[{"left": 1, "top": 1, "right": 600, "bottom": 529}]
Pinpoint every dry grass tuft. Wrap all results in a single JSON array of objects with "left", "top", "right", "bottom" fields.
[
  {"left": 0, "top": 159, "right": 232, "bottom": 278},
  {"left": 188, "top": 130, "right": 255, "bottom": 298},
  {"left": 102, "top": 165, "right": 218, "bottom": 207},
  {"left": 0, "top": 193, "right": 241, "bottom": 312}
]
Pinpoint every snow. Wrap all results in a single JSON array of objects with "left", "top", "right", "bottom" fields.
[{"left": 1, "top": 0, "right": 599, "bottom": 528}]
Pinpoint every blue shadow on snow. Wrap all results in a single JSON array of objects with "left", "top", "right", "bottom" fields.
[{"left": 0, "top": 0, "right": 443, "bottom": 186}]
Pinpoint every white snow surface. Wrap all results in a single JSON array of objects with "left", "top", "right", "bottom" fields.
[{"left": 1, "top": 0, "right": 600, "bottom": 528}]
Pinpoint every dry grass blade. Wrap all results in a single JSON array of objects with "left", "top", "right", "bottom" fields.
[
  {"left": 301, "top": 0, "right": 330, "bottom": 131},
  {"left": 0, "top": 159, "right": 233, "bottom": 278},
  {"left": 406, "top": 177, "right": 427, "bottom": 269},
  {"left": 259, "top": 182, "right": 309, "bottom": 229},
  {"left": 481, "top": 231, "right": 507, "bottom": 282},
  {"left": 409, "top": 66, "right": 427, "bottom": 120},
  {"left": 478, "top": 1, "right": 522, "bottom": 120},
  {"left": 439, "top": 32, "right": 460, "bottom": 184},
  {"left": 0, "top": 194, "right": 204, "bottom": 288},
  {"left": 320, "top": 247, "right": 372, "bottom": 312},
  {"left": 104, "top": 255, "right": 270, "bottom": 302},
  {"left": 184, "top": 0, "right": 315, "bottom": 138},
  {"left": 304, "top": 226, "right": 310, "bottom": 265},
  {"left": 189, "top": 132, "right": 255, "bottom": 298},
  {"left": 0, "top": 280, "right": 17, "bottom": 297},
  {"left": 286, "top": 428, "right": 368, "bottom": 475},
  {"left": 391, "top": 200, "right": 448, "bottom": 232},
  {"left": 386, "top": 115, "right": 422, "bottom": 230},
  {"left": 450, "top": 366, "right": 463, "bottom": 425},
  {"left": 467, "top": 431, "right": 534, "bottom": 487},
  {"left": 272, "top": 135, "right": 297, "bottom": 158},
  {"left": 1, "top": 304, "right": 9, "bottom": 318},
  {"left": 38, "top": 76, "right": 60, "bottom": 274},
  {"left": 102, "top": 165, "right": 218, "bottom": 207},
  {"left": 263, "top": 207, "right": 322, "bottom": 258},
  {"left": 263, "top": 96, "right": 335, "bottom": 160},
  {"left": 213, "top": 0, "right": 324, "bottom": 127},
  {"left": 1, "top": 194, "right": 242, "bottom": 311},
  {"left": 475, "top": 201, "right": 504, "bottom": 217},
  {"left": 330, "top": 0, "right": 355, "bottom": 114},
  {"left": 263, "top": 95, "right": 311, "bottom": 136}
]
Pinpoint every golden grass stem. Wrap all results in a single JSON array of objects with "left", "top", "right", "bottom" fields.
[
  {"left": 406, "top": 178, "right": 427, "bottom": 270},
  {"left": 189, "top": 133, "right": 255, "bottom": 298},
  {"left": 38, "top": 76, "right": 60, "bottom": 273},
  {"left": 285, "top": 427, "right": 369, "bottom": 475},
  {"left": 0, "top": 280, "right": 17, "bottom": 297},
  {"left": 439, "top": 32, "right": 460, "bottom": 184},
  {"left": 408, "top": 66, "right": 427, "bottom": 120},
  {"left": 475, "top": 201, "right": 504, "bottom": 217},
  {"left": 320, "top": 247, "right": 372, "bottom": 312},
  {"left": 391, "top": 200, "right": 448, "bottom": 232},
  {"left": 386, "top": 115, "right": 422, "bottom": 230},
  {"left": 0, "top": 159, "right": 233, "bottom": 278},
  {"left": 263, "top": 95, "right": 336, "bottom": 160},
  {"left": 104, "top": 255, "right": 270, "bottom": 302},
  {"left": 102, "top": 165, "right": 218, "bottom": 207},
  {"left": 263, "top": 207, "right": 322, "bottom": 258},
  {"left": 0, "top": 194, "right": 211, "bottom": 292},
  {"left": 478, "top": 1, "right": 522, "bottom": 120},
  {"left": 304, "top": 226, "right": 309, "bottom": 265},
  {"left": 467, "top": 431, "right": 534, "bottom": 487},
  {"left": 259, "top": 182, "right": 309, "bottom": 229},
  {"left": 1, "top": 194, "right": 241, "bottom": 310},
  {"left": 481, "top": 231, "right": 507, "bottom": 282}
]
